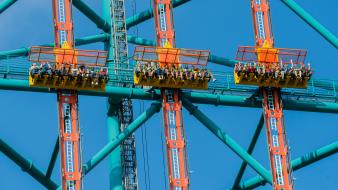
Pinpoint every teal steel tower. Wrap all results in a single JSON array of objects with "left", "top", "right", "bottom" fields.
[{"left": 0, "top": 0, "right": 337, "bottom": 190}]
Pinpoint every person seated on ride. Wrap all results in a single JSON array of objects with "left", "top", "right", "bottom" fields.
[
  {"left": 173, "top": 65, "right": 180, "bottom": 80},
  {"left": 77, "top": 65, "right": 85, "bottom": 81},
  {"left": 183, "top": 66, "right": 189, "bottom": 80},
  {"left": 307, "top": 62, "right": 311, "bottom": 73},
  {"left": 280, "top": 63, "right": 287, "bottom": 80},
  {"left": 201, "top": 69, "right": 208, "bottom": 81},
  {"left": 274, "top": 67, "right": 280, "bottom": 80},
  {"left": 175, "top": 65, "right": 182, "bottom": 80},
  {"left": 294, "top": 67, "right": 302, "bottom": 81},
  {"left": 235, "top": 62, "right": 242, "bottom": 76},
  {"left": 54, "top": 63, "right": 62, "bottom": 77},
  {"left": 92, "top": 69, "right": 99, "bottom": 85},
  {"left": 59, "top": 63, "right": 67, "bottom": 76},
  {"left": 242, "top": 64, "right": 248, "bottom": 78},
  {"left": 150, "top": 62, "right": 157, "bottom": 79},
  {"left": 265, "top": 66, "right": 272, "bottom": 79},
  {"left": 146, "top": 63, "right": 155, "bottom": 79},
  {"left": 29, "top": 63, "right": 39, "bottom": 76},
  {"left": 247, "top": 63, "right": 252, "bottom": 74},
  {"left": 189, "top": 67, "right": 194, "bottom": 80},
  {"left": 141, "top": 62, "right": 147, "bottom": 78},
  {"left": 135, "top": 62, "right": 142, "bottom": 77},
  {"left": 180, "top": 66, "right": 185, "bottom": 81},
  {"left": 280, "top": 68, "right": 285, "bottom": 80},
  {"left": 99, "top": 67, "right": 107, "bottom": 82},
  {"left": 234, "top": 63, "right": 239, "bottom": 74},
  {"left": 65, "top": 64, "right": 72, "bottom": 78},
  {"left": 168, "top": 65, "right": 175, "bottom": 80},
  {"left": 40, "top": 62, "right": 51, "bottom": 76},
  {"left": 197, "top": 69, "right": 203, "bottom": 81},
  {"left": 193, "top": 67, "right": 199, "bottom": 80},
  {"left": 50, "top": 64, "right": 56, "bottom": 77},
  {"left": 84, "top": 68, "right": 90, "bottom": 79},
  {"left": 304, "top": 63, "right": 312, "bottom": 78},
  {"left": 178, "top": 66, "right": 185, "bottom": 81},
  {"left": 248, "top": 62, "right": 256, "bottom": 79},
  {"left": 270, "top": 66, "right": 275, "bottom": 78},
  {"left": 88, "top": 67, "right": 95, "bottom": 81},
  {"left": 92, "top": 67, "right": 98, "bottom": 78},
  {"left": 155, "top": 64, "right": 163, "bottom": 80},
  {"left": 161, "top": 65, "right": 168, "bottom": 79},
  {"left": 70, "top": 65, "right": 78, "bottom": 80},
  {"left": 39, "top": 62, "right": 46, "bottom": 76},
  {"left": 144, "top": 63, "right": 150, "bottom": 78},
  {"left": 253, "top": 62, "right": 258, "bottom": 78}
]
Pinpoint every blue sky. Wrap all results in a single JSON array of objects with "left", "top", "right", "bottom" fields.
[{"left": 0, "top": 0, "right": 337, "bottom": 190}]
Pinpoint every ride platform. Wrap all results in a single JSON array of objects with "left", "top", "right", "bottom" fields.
[
  {"left": 234, "top": 46, "right": 311, "bottom": 88},
  {"left": 28, "top": 46, "right": 108, "bottom": 91},
  {"left": 132, "top": 46, "right": 211, "bottom": 89}
]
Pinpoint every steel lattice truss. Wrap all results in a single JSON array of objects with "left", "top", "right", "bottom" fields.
[{"left": 0, "top": 0, "right": 337, "bottom": 190}]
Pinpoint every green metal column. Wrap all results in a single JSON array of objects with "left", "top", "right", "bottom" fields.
[
  {"left": 103, "top": 0, "right": 123, "bottom": 189},
  {"left": 0, "top": 0, "right": 17, "bottom": 14},
  {"left": 107, "top": 97, "right": 123, "bottom": 190},
  {"left": 45, "top": 137, "right": 59, "bottom": 179},
  {"left": 83, "top": 102, "right": 162, "bottom": 175},
  {"left": 281, "top": 0, "right": 338, "bottom": 49},
  {"left": 73, "top": 0, "right": 110, "bottom": 32},
  {"left": 0, "top": 138, "right": 58, "bottom": 190}
]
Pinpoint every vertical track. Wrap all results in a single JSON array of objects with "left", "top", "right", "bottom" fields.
[
  {"left": 162, "top": 89, "right": 189, "bottom": 190},
  {"left": 153, "top": 0, "right": 189, "bottom": 189},
  {"left": 58, "top": 91, "right": 82, "bottom": 190},
  {"left": 251, "top": 0, "right": 293, "bottom": 189},
  {"left": 53, "top": 0, "right": 82, "bottom": 189},
  {"left": 110, "top": 0, "right": 138, "bottom": 189},
  {"left": 119, "top": 98, "right": 138, "bottom": 190},
  {"left": 262, "top": 88, "right": 293, "bottom": 190}
]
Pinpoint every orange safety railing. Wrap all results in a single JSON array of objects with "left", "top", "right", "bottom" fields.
[
  {"left": 28, "top": 46, "right": 108, "bottom": 66},
  {"left": 133, "top": 46, "right": 210, "bottom": 66},
  {"left": 235, "top": 46, "right": 307, "bottom": 67}
]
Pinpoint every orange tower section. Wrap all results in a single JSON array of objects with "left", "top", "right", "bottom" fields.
[
  {"left": 251, "top": 1, "right": 293, "bottom": 189},
  {"left": 27, "top": 0, "right": 110, "bottom": 189},
  {"left": 53, "top": 1, "right": 82, "bottom": 189},
  {"left": 153, "top": 0, "right": 189, "bottom": 189}
]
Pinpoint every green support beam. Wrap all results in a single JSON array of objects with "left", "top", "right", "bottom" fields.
[
  {"left": 208, "top": 54, "right": 236, "bottom": 67},
  {"left": 45, "top": 137, "right": 59, "bottom": 179},
  {"left": 0, "top": 138, "right": 58, "bottom": 190},
  {"left": 0, "top": 79, "right": 337, "bottom": 113},
  {"left": 73, "top": 0, "right": 110, "bottom": 32},
  {"left": 232, "top": 113, "right": 264, "bottom": 189},
  {"left": 82, "top": 102, "right": 161, "bottom": 175},
  {"left": 73, "top": 0, "right": 190, "bottom": 32},
  {"left": 281, "top": 0, "right": 338, "bottom": 49},
  {"left": 128, "top": 36, "right": 155, "bottom": 46},
  {"left": 182, "top": 91, "right": 338, "bottom": 114},
  {"left": 0, "top": 0, "right": 17, "bottom": 14},
  {"left": 0, "top": 33, "right": 109, "bottom": 58},
  {"left": 0, "top": 34, "right": 151, "bottom": 58},
  {"left": 126, "top": 0, "right": 191, "bottom": 29},
  {"left": 234, "top": 140, "right": 338, "bottom": 190},
  {"left": 182, "top": 98, "right": 272, "bottom": 184}
]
